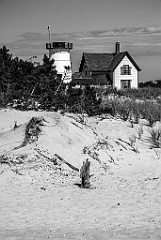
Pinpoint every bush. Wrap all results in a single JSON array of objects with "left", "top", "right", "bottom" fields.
[
  {"left": 83, "top": 86, "right": 101, "bottom": 116},
  {"left": 99, "top": 101, "right": 115, "bottom": 116},
  {"left": 148, "top": 127, "right": 161, "bottom": 148},
  {"left": 114, "top": 99, "right": 131, "bottom": 121},
  {"left": 131, "top": 100, "right": 141, "bottom": 123},
  {"left": 144, "top": 101, "right": 161, "bottom": 126},
  {"left": 117, "top": 88, "right": 161, "bottom": 100}
]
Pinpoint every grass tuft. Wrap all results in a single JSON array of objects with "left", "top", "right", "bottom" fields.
[{"left": 148, "top": 127, "right": 161, "bottom": 148}]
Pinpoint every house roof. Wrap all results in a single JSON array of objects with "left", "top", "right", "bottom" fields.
[
  {"left": 72, "top": 71, "right": 92, "bottom": 80},
  {"left": 108, "top": 51, "right": 141, "bottom": 71},
  {"left": 79, "top": 51, "right": 141, "bottom": 72},
  {"left": 72, "top": 72, "right": 94, "bottom": 85},
  {"left": 80, "top": 53, "right": 114, "bottom": 72},
  {"left": 72, "top": 71, "right": 108, "bottom": 86}
]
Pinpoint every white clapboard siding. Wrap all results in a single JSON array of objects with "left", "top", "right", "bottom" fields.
[{"left": 113, "top": 56, "right": 138, "bottom": 89}]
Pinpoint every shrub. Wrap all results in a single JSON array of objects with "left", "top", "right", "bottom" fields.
[
  {"left": 130, "top": 100, "right": 141, "bottom": 123},
  {"left": 14, "top": 117, "right": 43, "bottom": 150},
  {"left": 82, "top": 86, "right": 101, "bottom": 116},
  {"left": 129, "top": 134, "right": 136, "bottom": 147},
  {"left": 144, "top": 101, "right": 161, "bottom": 126},
  {"left": 148, "top": 127, "right": 161, "bottom": 148},
  {"left": 137, "top": 125, "right": 144, "bottom": 139},
  {"left": 99, "top": 100, "right": 116, "bottom": 116},
  {"left": 117, "top": 88, "right": 161, "bottom": 100},
  {"left": 114, "top": 99, "right": 131, "bottom": 121}
]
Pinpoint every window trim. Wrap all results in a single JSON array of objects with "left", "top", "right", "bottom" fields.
[
  {"left": 121, "top": 79, "right": 132, "bottom": 89},
  {"left": 121, "top": 65, "right": 131, "bottom": 75}
]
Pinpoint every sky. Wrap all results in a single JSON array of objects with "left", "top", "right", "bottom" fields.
[{"left": 0, "top": 0, "right": 161, "bottom": 82}]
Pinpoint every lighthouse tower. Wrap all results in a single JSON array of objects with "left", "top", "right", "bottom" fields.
[{"left": 46, "top": 42, "right": 73, "bottom": 83}]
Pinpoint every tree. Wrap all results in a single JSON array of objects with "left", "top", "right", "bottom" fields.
[
  {"left": 0, "top": 47, "right": 59, "bottom": 108},
  {"left": 0, "top": 46, "right": 13, "bottom": 105},
  {"left": 32, "top": 54, "right": 59, "bottom": 106},
  {"left": 83, "top": 86, "right": 101, "bottom": 116}
]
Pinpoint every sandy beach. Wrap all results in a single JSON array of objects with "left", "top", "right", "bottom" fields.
[{"left": 0, "top": 109, "right": 161, "bottom": 240}]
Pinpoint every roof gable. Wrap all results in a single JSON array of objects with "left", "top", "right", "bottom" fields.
[{"left": 108, "top": 51, "right": 141, "bottom": 71}]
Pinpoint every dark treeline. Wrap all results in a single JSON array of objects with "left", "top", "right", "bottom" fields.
[
  {"left": 0, "top": 46, "right": 60, "bottom": 108},
  {"left": 1, "top": 46, "right": 161, "bottom": 117},
  {"left": 0, "top": 46, "right": 100, "bottom": 115},
  {"left": 139, "top": 80, "right": 161, "bottom": 88}
]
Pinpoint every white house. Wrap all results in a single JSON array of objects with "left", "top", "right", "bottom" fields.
[{"left": 73, "top": 42, "right": 141, "bottom": 89}]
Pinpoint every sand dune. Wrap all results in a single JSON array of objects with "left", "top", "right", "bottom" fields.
[{"left": 0, "top": 109, "right": 161, "bottom": 239}]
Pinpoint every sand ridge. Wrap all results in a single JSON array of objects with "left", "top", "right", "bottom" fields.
[{"left": 0, "top": 109, "right": 161, "bottom": 239}]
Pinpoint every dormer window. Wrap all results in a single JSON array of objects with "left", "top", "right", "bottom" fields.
[{"left": 121, "top": 65, "right": 131, "bottom": 75}]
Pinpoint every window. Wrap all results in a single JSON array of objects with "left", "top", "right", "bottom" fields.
[
  {"left": 121, "top": 80, "right": 131, "bottom": 89},
  {"left": 121, "top": 65, "right": 131, "bottom": 75}
]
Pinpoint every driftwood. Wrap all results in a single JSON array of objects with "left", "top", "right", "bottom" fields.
[
  {"left": 35, "top": 150, "right": 79, "bottom": 172},
  {"left": 34, "top": 151, "right": 92, "bottom": 188},
  {"left": 80, "top": 159, "right": 90, "bottom": 188},
  {"left": 54, "top": 154, "right": 79, "bottom": 172}
]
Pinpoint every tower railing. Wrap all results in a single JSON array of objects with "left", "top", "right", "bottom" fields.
[{"left": 46, "top": 42, "right": 73, "bottom": 50}]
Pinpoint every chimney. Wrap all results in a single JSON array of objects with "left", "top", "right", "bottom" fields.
[{"left": 116, "top": 41, "right": 120, "bottom": 54}]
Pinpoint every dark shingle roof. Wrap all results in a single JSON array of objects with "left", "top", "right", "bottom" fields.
[
  {"left": 72, "top": 72, "right": 82, "bottom": 79},
  {"left": 79, "top": 51, "right": 141, "bottom": 72},
  {"left": 83, "top": 53, "right": 114, "bottom": 71},
  {"left": 108, "top": 52, "right": 126, "bottom": 70},
  {"left": 72, "top": 71, "right": 92, "bottom": 80}
]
